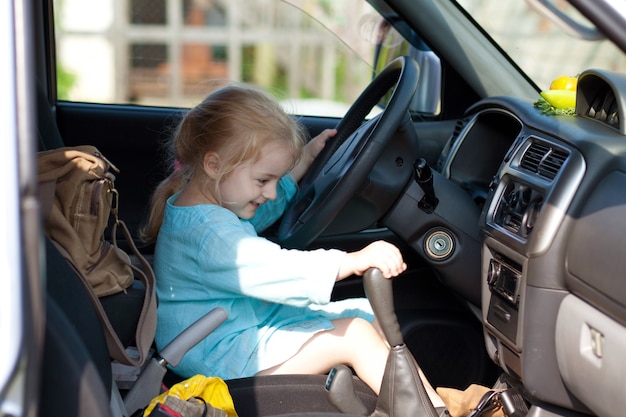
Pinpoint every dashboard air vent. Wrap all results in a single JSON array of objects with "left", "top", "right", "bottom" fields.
[
  {"left": 577, "top": 70, "right": 626, "bottom": 135},
  {"left": 436, "top": 117, "right": 469, "bottom": 171},
  {"left": 452, "top": 117, "right": 468, "bottom": 139},
  {"left": 585, "top": 84, "right": 620, "bottom": 130},
  {"left": 520, "top": 141, "right": 569, "bottom": 180}
]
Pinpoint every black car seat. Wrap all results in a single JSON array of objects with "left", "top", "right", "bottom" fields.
[
  {"left": 37, "top": 83, "right": 117, "bottom": 416},
  {"left": 41, "top": 238, "right": 113, "bottom": 417}
]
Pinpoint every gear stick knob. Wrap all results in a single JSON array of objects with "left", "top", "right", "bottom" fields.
[{"left": 414, "top": 158, "right": 439, "bottom": 213}]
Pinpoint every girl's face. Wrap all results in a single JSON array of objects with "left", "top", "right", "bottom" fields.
[{"left": 219, "top": 141, "right": 295, "bottom": 219}]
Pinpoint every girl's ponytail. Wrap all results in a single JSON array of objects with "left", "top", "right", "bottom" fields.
[{"left": 139, "top": 166, "right": 187, "bottom": 244}]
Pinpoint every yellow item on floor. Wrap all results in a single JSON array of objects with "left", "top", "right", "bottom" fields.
[{"left": 143, "top": 374, "right": 238, "bottom": 417}]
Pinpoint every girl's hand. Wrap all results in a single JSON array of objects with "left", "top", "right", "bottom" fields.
[
  {"left": 338, "top": 240, "right": 407, "bottom": 280},
  {"left": 304, "top": 128, "right": 337, "bottom": 161},
  {"left": 290, "top": 129, "right": 337, "bottom": 182}
]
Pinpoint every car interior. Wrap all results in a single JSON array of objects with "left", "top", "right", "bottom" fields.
[{"left": 4, "top": 0, "right": 626, "bottom": 416}]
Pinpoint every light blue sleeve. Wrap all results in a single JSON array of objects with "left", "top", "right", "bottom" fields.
[
  {"left": 155, "top": 203, "right": 343, "bottom": 307},
  {"left": 249, "top": 174, "right": 298, "bottom": 233}
]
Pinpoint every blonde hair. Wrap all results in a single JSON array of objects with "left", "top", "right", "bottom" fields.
[{"left": 141, "top": 83, "right": 306, "bottom": 243}]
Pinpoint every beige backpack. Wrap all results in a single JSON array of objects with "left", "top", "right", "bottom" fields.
[{"left": 38, "top": 145, "right": 156, "bottom": 367}]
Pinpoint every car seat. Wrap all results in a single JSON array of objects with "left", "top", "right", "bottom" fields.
[{"left": 40, "top": 237, "right": 114, "bottom": 417}]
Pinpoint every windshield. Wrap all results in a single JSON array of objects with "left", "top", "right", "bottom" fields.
[{"left": 456, "top": 0, "right": 626, "bottom": 90}]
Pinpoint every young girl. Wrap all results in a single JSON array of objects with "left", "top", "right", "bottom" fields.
[{"left": 141, "top": 83, "right": 434, "bottom": 398}]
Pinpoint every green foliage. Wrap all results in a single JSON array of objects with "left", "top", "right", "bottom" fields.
[
  {"left": 56, "top": 64, "right": 76, "bottom": 100},
  {"left": 334, "top": 55, "right": 347, "bottom": 102},
  {"left": 533, "top": 97, "right": 576, "bottom": 116}
]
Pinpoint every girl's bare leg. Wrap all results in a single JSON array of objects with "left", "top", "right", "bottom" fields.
[{"left": 256, "top": 318, "right": 388, "bottom": 394}]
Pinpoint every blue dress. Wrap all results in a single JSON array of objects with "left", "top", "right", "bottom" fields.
[{"left": 154, "top": 175, "right": 374, "bottom": 379}]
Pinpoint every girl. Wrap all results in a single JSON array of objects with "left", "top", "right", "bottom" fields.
[{"left": 141, "top": 83, "right": 432, "bottom": 398}]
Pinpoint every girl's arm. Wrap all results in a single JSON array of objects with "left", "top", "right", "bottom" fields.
[
  {"left": 290, "top": 129, "right": 337, "bottom": 183},
  {"left": 200, "top": 223, "right": 344, "bottom": 306},
  {"left": 337, "top": 240, "right": 407, "bottom": 280}
]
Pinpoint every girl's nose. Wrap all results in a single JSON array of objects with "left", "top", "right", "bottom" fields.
[{"left": 263, "top": 184, "right": 277, "bottom": 201}]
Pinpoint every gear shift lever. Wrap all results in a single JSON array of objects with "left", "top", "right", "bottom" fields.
[
  {"left": 364, "top": 268, "right": 441, "bottom": 417},
  {"left": 414, "top": 158, "right": 438, "bottom": 213},
  {"left": 325, "top": 269, "right": 443, "bottom": 416}
]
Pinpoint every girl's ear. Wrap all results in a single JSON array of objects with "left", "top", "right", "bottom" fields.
[{"left": 203, "top": 152, "right": 221, "bottom": 179}]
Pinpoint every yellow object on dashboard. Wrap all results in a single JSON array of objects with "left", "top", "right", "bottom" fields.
[
  {"left": 540, "top": 90, "right": 576, "bottom": 110},
  {"left": 549, "top": 75, "right": 578, "bottom": 91}
]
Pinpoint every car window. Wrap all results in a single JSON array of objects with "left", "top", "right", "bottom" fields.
[
  {"left": 456, "top": 0, "right": 626, "bottom": 90},
  {"left": 53, "top": 0, "right": 421, "bottom": 117}
]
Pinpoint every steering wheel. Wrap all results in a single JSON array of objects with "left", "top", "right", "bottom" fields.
[{"left": 278, "top": 56, "right": 420, "bottom": 249}]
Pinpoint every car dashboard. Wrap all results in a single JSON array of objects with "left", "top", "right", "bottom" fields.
[{"left": 440, "top": 68, "right": 626, "bottom": 417}]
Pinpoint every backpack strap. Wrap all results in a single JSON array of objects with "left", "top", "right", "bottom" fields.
[
  {"left": 50, "top": 223, "right": 157, "bottom": 367},
  {"left": 110, "top": 219, "right": 157, "bottom": 366}
]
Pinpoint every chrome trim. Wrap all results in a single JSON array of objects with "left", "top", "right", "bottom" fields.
[{"left": 485, "top": 135, "right": 586, "bottom": 256}]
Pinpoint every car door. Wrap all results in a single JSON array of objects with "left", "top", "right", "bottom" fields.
[{"left": 0, "top": 1, "right": 45, "bottom": 415}]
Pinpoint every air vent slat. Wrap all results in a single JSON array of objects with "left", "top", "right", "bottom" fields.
[
  {"left": 436, "top": 117, "right": 469, "bottom": 171},
  {"left": 504, "top": 212, "right": 522, "bottom": 232},
  {"left": 520, "top": 141, "right": 569, "bottom": 180},
  {"left": 586, "top": 84, "right": 620, "bottom": 130}
]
